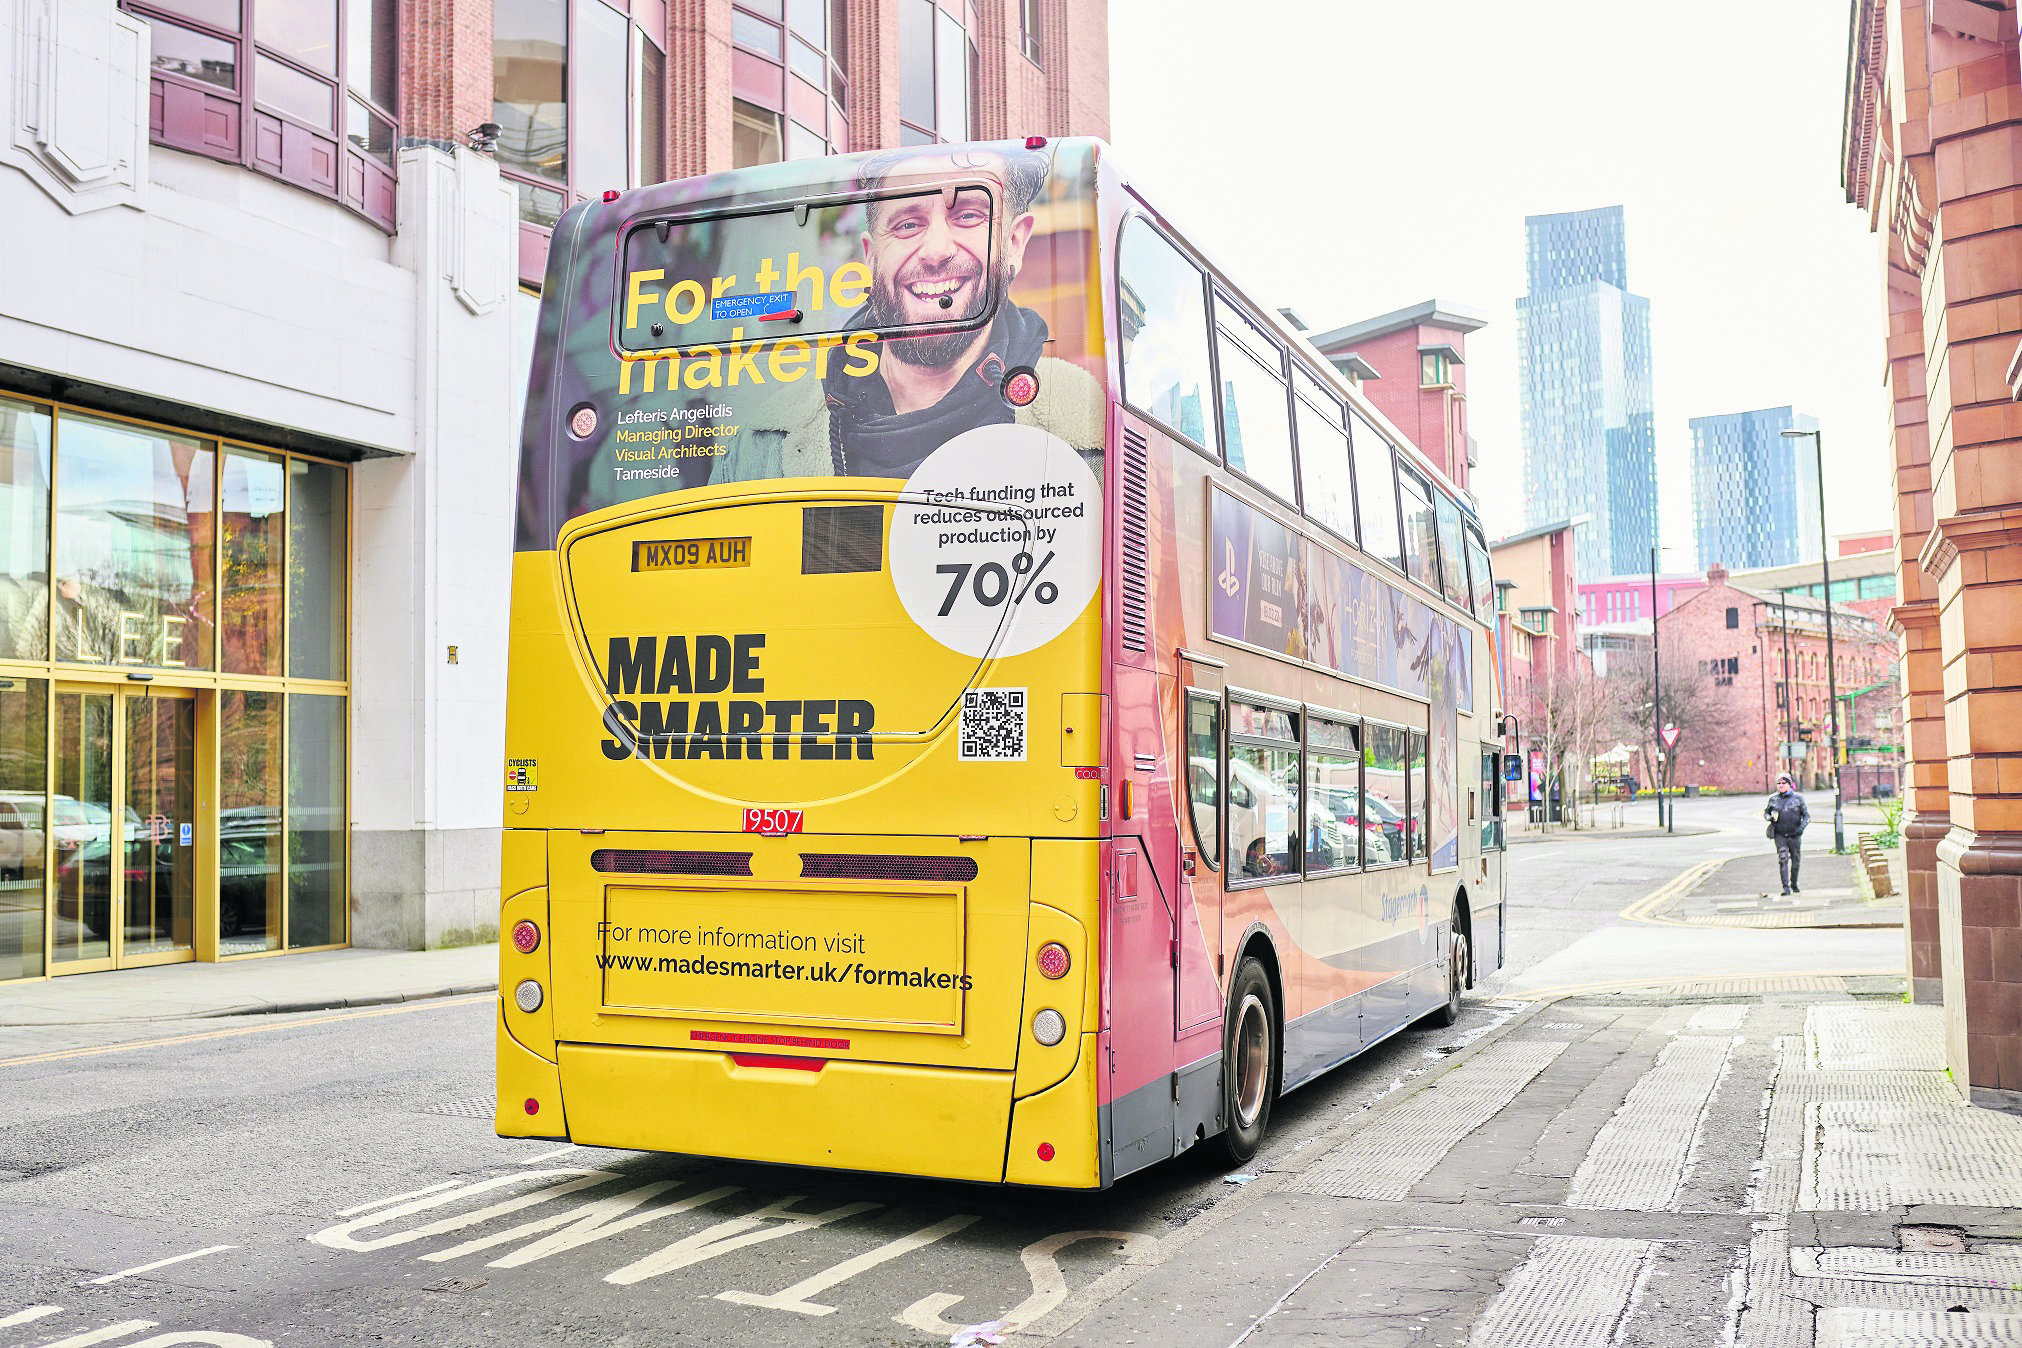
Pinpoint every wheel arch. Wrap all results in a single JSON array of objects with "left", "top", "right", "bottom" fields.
[
  {"left": 1230, "top": 920, "right": 1285, "bottom": 1090},
  {"left": 1451, "top": 886, "right": 1474, "bottom": 989}
]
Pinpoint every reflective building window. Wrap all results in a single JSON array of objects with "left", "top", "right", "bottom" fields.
[
  {"left": 730, "top": 0, "right": 847, "bottom": 166},
  {"left": 0, "top": 391, "right": 351, "bottom": 983},
  {"left": 288, "top": 692, "right": 346, "bottom": 948},
  {"left": 222, "top": 449, "right": 286, "bottom": 676},
  {"left": 897, "top": 0, "right": 975, "bottom": 144},
  {"left": 0, "top": 679, "right": 47, "bottom": 981},
  {"left": 497, "top": 0, "right": 671, "bottom": 229},
  {"left": 288, "top": 458, "right": 346, "bottom": 681},
  {"left": 0, "top": 399, "right": 52, "bottom": 663},
  {"left": 125, "top": 0, "right": 400, "bottom": 229},
  {"left": 53, "top": 414, "right": 216, "bottom": 671}
]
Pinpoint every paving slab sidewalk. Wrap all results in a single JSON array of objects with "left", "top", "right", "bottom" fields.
[
  {"left": 1049, "top": 994, "right": 2022, "bottom": 1348},
  {"left": 0, "top": 944, "right": 498, "bottom": 1026},
  {"left": 1660, "top": 850, "right": 1905, "bottom": 930}
]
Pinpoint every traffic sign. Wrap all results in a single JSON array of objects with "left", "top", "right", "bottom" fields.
[{"left": 1660, "top": 725, "right": 1681, "bottom": 750}]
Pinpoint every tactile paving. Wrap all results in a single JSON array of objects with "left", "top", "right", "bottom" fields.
[
  {"left": 1802, "top": 1099, "right": 2022, "bottom": 1209},
  {"left": 1806, "top": 1004, "right": 1945, "bottom": 1071},
  {"left": 1795, "top": 1246, "right": 2022, "bottom": 1286},
  {"left": 1289, "top": 1041, "right": 1567, "bottom": 1200},
  {"left": 1816, "top": 1309, "right": 2022, "bottom": 1345},
  {"left": 1463, "top": 1235, "right": 1654, "bottom": 1348},
  {"left": 1566, "top": 1035, "right": 1733, "bottom": 1211},
  {"left": 1687, "top": 1004, "right": 1749, "bottom": 1031}
]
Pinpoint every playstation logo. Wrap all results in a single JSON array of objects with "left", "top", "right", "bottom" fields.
[{"left": 1217, "top": 540, "right": 1240, "bottom": 598}]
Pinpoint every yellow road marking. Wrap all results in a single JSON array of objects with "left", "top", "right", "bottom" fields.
[
  {"left": 0, "top": 993, "right": 494, "bottom": 1068},
  {"left": 1505, "top": 970, "right": 1901, "bottom": 1002},
  {"left": 1618, "top": 857, "right": 1727, "bottom": 927}
]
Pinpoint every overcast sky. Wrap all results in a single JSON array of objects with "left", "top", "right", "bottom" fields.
[{"left": 1107, "top": 0, "right": 1889, "bottom": 569}]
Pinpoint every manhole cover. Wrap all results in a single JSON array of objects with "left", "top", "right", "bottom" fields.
[
  {"left": 1902, "top": 1226, "right": 1968, "bottom": 1253},
  {"left": 423, "top": 1097, "right": 494, "bottom": 1119},
  {"left": 423, "top": 1277, "right": 489, "bottom": 1294}
]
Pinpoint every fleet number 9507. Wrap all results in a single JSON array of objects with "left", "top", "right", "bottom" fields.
[{"left": 743, "top": 808, "right": 804, "bottom": 835}]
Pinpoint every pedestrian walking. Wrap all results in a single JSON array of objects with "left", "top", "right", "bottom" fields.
[{"left": 1764, "top": 773, "right": 1810, "bottom": 895}]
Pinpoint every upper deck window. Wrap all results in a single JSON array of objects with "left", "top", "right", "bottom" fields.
[
  {"left": 1292, "top": 371, "right": 1352, "bottom": 544},
  {"left": 1349, "top": 409, "right": 1403, "bottom": 572},
  {"left": 1397, "top": 464, "right": 1439, "bottom": 594},
  {"left": 1433, "top": 490, "right": 1467, "bottom": 609},
  {"left": 621, "top": 184, "right": 997, "bottom": 353},
  {"left": 1118, "top": 218, "right": 1217, "bottom": 456},
  {"left": 1216, "top": 309, "right": 1296, "bottom": 505},
  {"left": 1464, "top": 522, "right": 1493, "bottom": 620}
]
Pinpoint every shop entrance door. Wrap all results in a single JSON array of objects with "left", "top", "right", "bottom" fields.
[{"left": 51, "top": 686, "right": 198, "bottom": 972}]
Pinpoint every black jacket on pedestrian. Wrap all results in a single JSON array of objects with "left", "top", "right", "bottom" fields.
[{"left": 1764, "top": 790, "right": 1809, "bottom": 838}]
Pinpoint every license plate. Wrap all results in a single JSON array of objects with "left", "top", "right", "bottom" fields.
[
  {"left": 743, "top": 808, "right": 804, "bottom": 835},
  {"left": 633, "top": 537, "right": 752, "bottom": 572}
]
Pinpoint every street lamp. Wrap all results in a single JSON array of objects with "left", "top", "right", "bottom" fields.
[{"left": 1781, "top": 426, "right": 1845, "bottom": 854}]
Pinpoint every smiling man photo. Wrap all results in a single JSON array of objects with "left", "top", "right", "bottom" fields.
[{"left": 712, "top": 144, "right": 1102, "bottom": 483}]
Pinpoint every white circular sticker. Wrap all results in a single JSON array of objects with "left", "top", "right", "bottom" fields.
[{"left": 890, "top": 424, "right": 1102, "bottom": 658}]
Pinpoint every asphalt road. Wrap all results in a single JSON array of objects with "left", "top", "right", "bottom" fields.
[{"left": 0, "top": 796, "right": 1878, "bottom": 1347}]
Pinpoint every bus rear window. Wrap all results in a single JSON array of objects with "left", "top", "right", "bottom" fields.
[{"left": 619, "top": 186, "right": 998, "bottom": 352}]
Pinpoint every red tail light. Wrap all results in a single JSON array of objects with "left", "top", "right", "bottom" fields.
[{"left": 511, "top": 920, "right": 541, "bottom": 954}]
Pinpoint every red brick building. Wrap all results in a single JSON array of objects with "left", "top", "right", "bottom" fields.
[
  {"left": 1844, "top": 0, "right": 2022, "bottom": 1102},
  {"left": 1656, "top": 567, "right": 1897, "bottom": 795},
  {"left": 1491, "top": 518, "right": 1584, "bottom": 707},
  {"left": 480, "top": 0, "right": 1110, "bottom": 286},
  {"left": 1298, "top": 301, "right": 1487, "bottom": 495}
]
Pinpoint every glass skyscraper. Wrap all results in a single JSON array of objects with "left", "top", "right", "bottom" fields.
[
  {"left": 1518, "top": 206, "right": 1657, "bottom": 580},
  {"left": 1689, "top": 407, "right": 1823, "bottom": 570}
]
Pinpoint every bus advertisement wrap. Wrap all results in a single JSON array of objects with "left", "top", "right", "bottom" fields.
[
  {"left": 518, "top": 143, "right": 1105, "bottom": 551},
  {"left": 1210, "top": 488, "right": 1471, "bottom": 869}
]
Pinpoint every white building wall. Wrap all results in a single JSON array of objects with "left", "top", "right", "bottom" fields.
[{"left": 0, "top": 0, "right": 521, "bottom": 951}]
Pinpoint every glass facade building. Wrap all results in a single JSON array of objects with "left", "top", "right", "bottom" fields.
[
  {"left": 1689, "top": 407, "right": 1823, "bottom": 570},
  {"left": 0, "top": 395, "right": 349, "bottom": 981},
  {"left": 1517, "top": 206, "right": 1657, "bottom": 580}
]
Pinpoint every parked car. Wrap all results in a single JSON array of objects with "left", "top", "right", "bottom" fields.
[{"left": 0, "top": 792, "right": 46, "bottom": 881}]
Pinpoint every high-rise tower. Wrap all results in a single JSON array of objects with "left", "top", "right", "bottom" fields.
[
  {"left": 1517, "top": 206, "right": 1657, "bottom": 579},
  {"left": 1689, "top": 407, "right": 1822, "bottom": 569}
]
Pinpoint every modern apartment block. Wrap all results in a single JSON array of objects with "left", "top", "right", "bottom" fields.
[
  {"left": 1689, "top": 407, "right": 1823, "bottom": 570},
  {"left": 0, "top": 0, "right": 1108, "bottom": 985},
  {"left": 1517, "top": 206, "right": 1657, "bottom": 582}
]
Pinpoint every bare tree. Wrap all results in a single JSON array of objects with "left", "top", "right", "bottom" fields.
[
  {"left": 1515, "top": 663, "right": 1626, "bottom": 830},
  {"left": 1608, "top": 647, "right": 1748, "bottom": 797}
]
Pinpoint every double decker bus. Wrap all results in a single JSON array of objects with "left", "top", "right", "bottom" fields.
[{"left": 497, "top": 137, "right": 1506, "bottom": 1187}]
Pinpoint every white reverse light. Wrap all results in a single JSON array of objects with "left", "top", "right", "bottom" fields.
[
  {"left": 514, "top": 979, "right": 544, "bottom": 1013},
  {"left": 1031, "top": 1008, "right": 1066, "bottom": 1046}
]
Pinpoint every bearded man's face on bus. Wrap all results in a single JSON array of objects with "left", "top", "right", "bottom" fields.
[{"left": 862, "top": 158, "right": 1037, "bottom": 368}]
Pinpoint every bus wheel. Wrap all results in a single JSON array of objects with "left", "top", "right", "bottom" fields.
[
  {"left": 1212, "top": 957, "right": 1277, "bottom": 1167},
  {"left": 1430, "top": 924, "right": 1469, "bottom": 1028}
]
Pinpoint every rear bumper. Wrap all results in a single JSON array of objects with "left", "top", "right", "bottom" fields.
[{"left": 558, "top": 1043, "right": 1017, "bottom": 1183}]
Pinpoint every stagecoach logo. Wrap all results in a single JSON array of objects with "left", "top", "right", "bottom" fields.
[
  {"left": 1217, "top": 540, "right": 1241, "bottom": 599},
  {"left": 1380, "top": 884, "right": 1430, "bottom": 939}
]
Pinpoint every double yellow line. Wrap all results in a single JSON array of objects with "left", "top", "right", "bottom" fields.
[
  {"left": 0, "top": 993, "right": 494, "bottom": 1069},
  {"left": 1617, "top": 856, "right": 1726, "bottom": 927}
]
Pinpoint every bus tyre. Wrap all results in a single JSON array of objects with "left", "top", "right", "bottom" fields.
[
  {"left": 1431, "top": 924, "right": 1469, "bottom": 1028},
  {"left": 1212, "top": 957, "right": 1277, "bottom": 1167}
]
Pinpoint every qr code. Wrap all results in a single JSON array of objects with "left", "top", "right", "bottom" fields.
[{"left": 959, "top": 688, "right": 1027, "bottom": 761}]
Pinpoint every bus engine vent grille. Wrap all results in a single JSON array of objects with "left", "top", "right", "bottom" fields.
[
  {"left": 1121, "top": 426, "right": 1149, "bottom": 652},
  {"left": 799, "top": 854, "right": 980, "bottom": 883},
  {"left": 591, "top": 849, "right": 755, "bottom": 877},
  {"left": 802, "top": 504, "right": 885, "bottom": 574}
]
